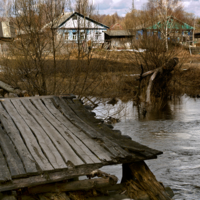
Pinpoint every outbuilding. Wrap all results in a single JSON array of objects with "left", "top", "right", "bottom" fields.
[{"left": 104, "top": 30, "right": 134, "bottom": 49}]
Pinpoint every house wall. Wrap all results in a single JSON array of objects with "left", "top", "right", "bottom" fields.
[
  {"left": 60, "top": 16, "right": 106, "bottom": 29},
  {"left": 109, "top": 37, "right": 132, "bottom": 49},
  {"left": 58, "top": 16, "right": 108, "bottom": 43},
  {"left": 136, "top": 29, "right": 193, "bottom": 43},
  {"left": 58, "top": 29, "right": 107, "bottom": 44}
]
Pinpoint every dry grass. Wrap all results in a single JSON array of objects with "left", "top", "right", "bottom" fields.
[{"left": 1, "top": 48, "right": 200, "bottom": 100}]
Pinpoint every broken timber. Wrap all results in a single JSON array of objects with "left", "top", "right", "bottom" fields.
[{"left": 0, "top": 95, "right": 171, "bottom": 199}]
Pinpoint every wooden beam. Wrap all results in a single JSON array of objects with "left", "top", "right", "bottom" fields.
[
  {"left": 0, "top": 164, "right": 103, "bottom": 192},
  {"left": 0, "top": 95, "right": 75, "bottom": 101},
  {"left": 0, "top": 81, "right": 16, "bottom": 94},
  {"left": 28, "top": 177, "right": 118, "bottom": 194}
]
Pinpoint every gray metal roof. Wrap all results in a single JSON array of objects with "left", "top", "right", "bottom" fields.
[{"left": 105, "top": 30, "right": 134, "bottom": 37}]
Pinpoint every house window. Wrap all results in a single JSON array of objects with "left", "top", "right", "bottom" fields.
[
  {"left": 73, "top": 32, "right": 77, "bottom": 40},
  {"left": 64, "top": 32, "right": 69, "bottom": 40},
  {"left": 95, "top": 31, "right": 101, "bottom": 40},
  {"left": 80, "top": 32, "right": 85, "bottom": 40}
]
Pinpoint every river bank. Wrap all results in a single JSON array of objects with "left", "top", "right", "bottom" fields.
[{"left": 92, "top": 95, "right": 200, "bottom": 200}]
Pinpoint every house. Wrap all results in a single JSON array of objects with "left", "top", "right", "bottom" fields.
[
  {"left": 44, "top": 12, "right": 109, "bottom": 44},
  {"left": 194, "top": 31, "right": 200, "bottom": 46},
  {"left": 105, "top": 30, "right": 134, "bottom": 49},
  {"left": 0, "top": 21, "right": 15, "bottom": 55},
  {"left": 0, "top": 21, "right": 15, "bottom": 40},
  {"left": 135, "top": 16, "right": 194, "bottom": 45}
]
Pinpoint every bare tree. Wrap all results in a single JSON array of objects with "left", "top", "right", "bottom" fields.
[
  {"left": 148, "top": 0, "right": 183, "bottom": 51},
  {"left": 0, "top": 0, "right": 115, "bottom": 101},
  {"left": 1, "top": 0, "right": 68, "bottom": 95}
]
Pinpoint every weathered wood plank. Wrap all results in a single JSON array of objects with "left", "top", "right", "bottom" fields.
[
  {"left": 0, "top": 164, "right": 103, "bottom": 192},
  {"left": 0, "top": 103, "right": 38, "bottom": 175},
  {"left": 9, "top": 99, "right": 64, "bottom": 170},
  {"left": 2, "top": 100, "right": 53, "bottom": 172},
  {"left": 31, "top": 99, "right": 99, "bottom": 165},
  {"left": 0, "top": 147, "right": 11, "bottom": 182},
  {"left": 54, "top": 97, "right": 130, "bottom": 159},
  {"left": 43, "top": 98, "right": 112, "bottom": 162},
  {"left": 69, "top": 99, "right": 162, "bottom": 159},
  {"left": 0, "top": 81, "right": 16, "bottom": 93},
  {"left": 21, "top": 99, "right": 84, "bottom": 167},
  {"left": 0, "top": 126, "right": 26, "bottom": 178},
  {"left": 0, "top": 95, "right": 75, "bottom": 101}
]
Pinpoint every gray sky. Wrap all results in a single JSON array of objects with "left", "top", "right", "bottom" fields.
[{"left": 93, "top": 0, "right": 200, "bottom": 17}]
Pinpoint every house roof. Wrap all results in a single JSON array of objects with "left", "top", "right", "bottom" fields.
[
  {"left": 44, "top": 12, "right": 109, "bottom": 29},
  {"left": 137, "top": 16, "right": 194, "bottom": 30},
  {"left": 109, "top": 23, "right": 123, "bottom": 30},
  {"left": 0, "top": 95, "right": 162, "bottom": 192},
  {"left": 105, "top": 30, "right": 134, "bottom": 37}
]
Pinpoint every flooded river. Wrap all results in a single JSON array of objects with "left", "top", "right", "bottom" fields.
[{"left": 94, "top": 96, "right": 200, "bottom": 200}]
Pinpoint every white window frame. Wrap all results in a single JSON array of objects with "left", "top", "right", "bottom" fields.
[
  {"left": 73, "top": 32, "right": 77, "bottom": 40},
  {"left": 80, "top": 32, "right": 85, "bottom": 40},
  {"left": 95, "top": 30, "right": 102, "bottom": 40},
  {"left": 64, "top": 32, "right": 69, "bottom": 40}
]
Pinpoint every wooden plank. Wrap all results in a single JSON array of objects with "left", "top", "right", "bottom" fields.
[
  {"left": 31, "top": 99, "right": 100, "bottom": 165},
  {"left": 0, "top": 163, "right": 103, "bottom": 192},
  {"left": 0, "top": 126, "right": 26, "bottom": 178},
  {"left": 42, "top": 98, "right": 112, "bottom": 162},
  {"left": 20, "top": 99, "right": 84, "bottom": 167},
  {"left": 0, "top": 103, "right": 38, "bottom": 175},
  {"left": 0, "top": 95, "right": 75, "bottom": 101},
  {"left": 0, "top": 147, "right": 11, "bottom": 183},
  {"left": 53, "top": 97, "right": 130, "bottom": 159},
  {"left": 0, "top": 81, "right": 16, "bottom": 93},
  {"left": 69, "top": 99, "right": 162, "bottom": 159},
  {"left": 7, "top": 99, "right": 63, "bottom": 171},
  {"left": 0, "top": 100, "right": 53, "bottom": 171}
]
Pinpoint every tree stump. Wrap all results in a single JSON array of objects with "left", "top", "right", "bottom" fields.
[{"left": 122, "top": 161, "right": 171, "bottom": 200}]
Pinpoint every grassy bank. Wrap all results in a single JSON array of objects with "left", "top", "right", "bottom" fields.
[{"left": 0, "top": 49, "right": 200, "bottom": 101}]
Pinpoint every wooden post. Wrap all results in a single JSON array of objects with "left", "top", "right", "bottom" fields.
[
  {"left": 121, "top": 161, "right": 171, "bottom": 200},
  {"left": 121, "top": 163, "right": 134, "bottom": 183}
]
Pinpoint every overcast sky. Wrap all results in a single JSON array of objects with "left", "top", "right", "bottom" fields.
[{"left": 93, "top": 0, "right": 200, "bottom": 17}]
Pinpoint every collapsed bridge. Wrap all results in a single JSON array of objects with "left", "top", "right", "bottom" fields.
[{"left": 0, "top": 95, "right": 171, "bottom": 199}]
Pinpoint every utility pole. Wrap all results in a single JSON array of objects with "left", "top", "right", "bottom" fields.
[{"left": 132, "top": 0, "right": 134, "bottom": 10}]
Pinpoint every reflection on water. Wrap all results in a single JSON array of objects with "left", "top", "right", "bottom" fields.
[{"left": 94, "top": 96, "right": 200, "bottom": 200}]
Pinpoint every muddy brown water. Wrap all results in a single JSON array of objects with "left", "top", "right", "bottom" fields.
[{"left": 94, "top": 96, "right": 200, "bottom": 200}]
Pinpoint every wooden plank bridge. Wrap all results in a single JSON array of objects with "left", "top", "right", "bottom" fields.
[{"left": 0, "top": 95, "right": 162, "bottom": 192}]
